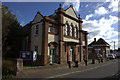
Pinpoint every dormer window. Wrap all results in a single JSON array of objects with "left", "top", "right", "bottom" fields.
[{"left": 35, "top": 25, "right": 39, "bottom": 35}]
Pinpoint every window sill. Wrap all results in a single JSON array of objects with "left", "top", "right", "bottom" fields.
[{"left": 64, "top": 35, "right": 79, "bottom": 40}]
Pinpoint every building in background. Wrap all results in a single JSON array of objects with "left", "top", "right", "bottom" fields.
[
  {"left": 88, "top": 38, "right": 110, "bottom": 59},
  {"left": 23, "top": 4, "right": 88, "bottom": 66}
]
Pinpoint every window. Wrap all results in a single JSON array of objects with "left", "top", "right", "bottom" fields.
[
  {"left": 65, "top": 24, "right": 68, "bottom": 36},
  {"left": 35, "top": 46, "right": 38, "bottom": 53},
  {"left": 74, "top": 27, "right": 77, "bottom": 38},
  {"left": 70, "top": 26, "right": 72, "bottom": 36},
  {"left": 35, "top": 25, "right": 39, "bottom": 35},
  {"left": 76, "top": 27, "right": 78, "bottom": 38},
  {"left": 48, "top": 26, "right": 52, "bottom": 32},
  {"left": 54, "top": 27, "right": 57, "bottom": 34}
]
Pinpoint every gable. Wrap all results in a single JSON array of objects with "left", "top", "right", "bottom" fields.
[
  {"left": 65, "top": 7, "right": 78, "bottom": 19},
  {"left": 96, "top": 38, "right": 110, "bottom": 46},
  {"left": 32, "top": 12, "right": 43, "bottom": 24}
]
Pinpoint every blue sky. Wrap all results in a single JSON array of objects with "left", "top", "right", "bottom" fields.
[{"left": 3, "top": 2, "right": 119, "bottom": 49}]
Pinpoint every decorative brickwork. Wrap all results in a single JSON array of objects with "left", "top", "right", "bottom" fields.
[{"left": 23, "top": 4, "right": 88, "bottom": 66}]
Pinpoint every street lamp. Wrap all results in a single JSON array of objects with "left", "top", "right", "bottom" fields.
[{"left": 114, "top": 41, "right": 115, "bottom": 54}]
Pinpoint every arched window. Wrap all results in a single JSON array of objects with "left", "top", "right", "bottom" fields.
[
  {"left": 72, "top": 26, "right": 74, "bottom": 37},
  {"left": 65, "top": 24, "right": 68, "bottom": 36},
  {"left": 70, "top": 26, "right": 72, "bottom": 36},
  {"left": 74, "top": 27, "right": 77, "bottom": 38},
  {"left": 76, "top": 27, "right": 78, "bottom": 38}
]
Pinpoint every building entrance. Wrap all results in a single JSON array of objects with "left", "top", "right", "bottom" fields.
[{"left": 50, "top": 49, "right": 55, "bottom": 64}]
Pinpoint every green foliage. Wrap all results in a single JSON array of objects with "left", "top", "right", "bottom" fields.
[
  {"left": 2, "top": 74, "right": 15, "bottom": 79},
  {"left": 2, "top": 5, "right": 24, "bottom": 58},
  {"left": 2, "top": 59, "right": 16, "bottom": 79}
]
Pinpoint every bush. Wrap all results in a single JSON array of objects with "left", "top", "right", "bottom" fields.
[{"left": 2, "top": 59, "right": 16, "bottom": 79}]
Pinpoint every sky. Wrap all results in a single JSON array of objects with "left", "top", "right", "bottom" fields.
[{"left": 2, "top": 1, "right": 120, "bottom": 50}]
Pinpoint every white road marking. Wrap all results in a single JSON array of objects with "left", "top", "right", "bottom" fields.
[{"left": 48, "top": 61, "right": 115, "bottom": 78}]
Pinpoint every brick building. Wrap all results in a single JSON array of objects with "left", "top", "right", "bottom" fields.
[
  {"left": 88, "top": 38, "right": 110, "bottom": 59},
  {"left": 23, "top": 4, "right": 88, "bottom": 66}
]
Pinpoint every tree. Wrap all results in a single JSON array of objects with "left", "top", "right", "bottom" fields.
[{"left": 2, "top": 5, "right": 24, "bottom": 58}]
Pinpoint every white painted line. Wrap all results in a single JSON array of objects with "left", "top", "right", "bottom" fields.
[{"left": 48, "top": 61, "right": 115, "bottom": 78}]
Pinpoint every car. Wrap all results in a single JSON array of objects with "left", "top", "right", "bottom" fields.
[
  {"left": 113, "top": 54, "right": 117, "bottom": 58},
  {"left": 108, "top": 54, "right": 115, "bottom": 59}
]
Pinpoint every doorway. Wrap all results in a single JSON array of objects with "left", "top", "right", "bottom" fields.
[
  {"left": 50, "top": 49, "right": 55, "bottom": 64},
  {"left": 70, "top": 48, "right": 73, "bottom": 61}
]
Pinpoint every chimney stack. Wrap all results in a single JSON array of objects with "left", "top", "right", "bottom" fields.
[{"left": 94, "top": 38, "right": 96, "bottom": 42}]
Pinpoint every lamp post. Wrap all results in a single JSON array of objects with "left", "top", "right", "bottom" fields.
[{"left": 114, "top": 41, "right": 115, "bottom": 54}]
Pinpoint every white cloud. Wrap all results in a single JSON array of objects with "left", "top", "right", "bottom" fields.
[
  {"left": 106, "top": 39, "right": 119, "bottom": 50},
  {"left": 83, "top": 15, "right": 118, "bottom": 49},
  {"left": 20, "top": 21, "right": 25, "bottom": 26},
  {"left": 63, "top": 0, "right": 80, "bottom": 12},
  {"left": 94, "top": 7, "right": 109, "bottom": 15},
  {"left": 108, "top": 1, "right": 118, "bottom": 12},
  {"left": 85, "top": 14, "right": 93, "bottom": 20}
]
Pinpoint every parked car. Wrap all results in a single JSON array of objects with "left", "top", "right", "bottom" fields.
[
  {"left": 113, "top": 54, "right": 117, "bottom": 58},
  {"left": 108, "top": 54, "right": 115, "bottom": 59}
]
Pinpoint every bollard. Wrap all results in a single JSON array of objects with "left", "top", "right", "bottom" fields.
[
  {"left": 98, "top": 59, "right": 100, "bottom": 63},
  {"left": 85, "top": 60, "right": 87, "bottom": 66},
  {"left": 68, "top": 61, "right": 71, "bottom": 68},
  {"left": 92, "top": 59, "right": 95, "bottom": 64},
  {"left": 75, "top": 61, "right": 78, "bottom": 67},
  {"left": 101, "top": 58, "right": 103, "bottom": 62}
]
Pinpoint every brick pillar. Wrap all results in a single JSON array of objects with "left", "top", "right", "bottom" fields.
[
  {"left": 67, "top": 46, "right": 70, "bottom": 61},
  {"left": 42, "top": 17, "right": 48, "bottom": 65},
  {"left": 85, "top": 32, "right": 88, "bottom": 60},
  {"left": 57, "top": 5, "right": 64, "bottom": 64},
  {"left": 73, "top": 46, "right": 77, "bottom": 61},
  {"left": 16, "top": 58, "right": 23, "bottom": 77},
  {"left": 78, "top": 15, "right": 83, "bottom": 62}
]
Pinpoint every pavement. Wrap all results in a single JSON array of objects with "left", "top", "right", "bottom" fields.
[{"left": 15, "top": 58, "right": 116, "bottom": 78}]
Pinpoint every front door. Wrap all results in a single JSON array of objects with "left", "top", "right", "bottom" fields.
[
  {"left": 82, "top": 51, "right": 85, "bottom": 61},
  {"left": 50, "top": 49, "right": 55, "bottom": 64}
]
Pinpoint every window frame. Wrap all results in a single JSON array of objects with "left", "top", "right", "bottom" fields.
[
  {"left": 65, "top": 24, "right": 68, "bottom": 36},
  {"left": 34, "top": 25, "right": 39, "bottom": 35},
  {"left": 48, "top": 26, "right": 52, "bottom": 33}
]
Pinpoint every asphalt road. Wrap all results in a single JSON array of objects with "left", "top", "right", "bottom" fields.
[
  {"left": 55, "top": 58, "right": 120, "bottom": 78},
  {"left": 15, "top": 58, "right": 120, "bottom": 80}
]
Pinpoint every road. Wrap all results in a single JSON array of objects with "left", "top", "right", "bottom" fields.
[
  {"left": 15, "top": 58, "right": 120, "bottom": 80},
  {"left": 52, "top": 58, "right": 120, "bottom": 79}
]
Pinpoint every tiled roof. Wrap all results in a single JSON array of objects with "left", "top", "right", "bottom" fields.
[
  {"left": 88, "top": 41, "right": 96, "bottom": 46},
  {"left": 88, "top": 38, "right": 110, "bottom": 47},
  {"left": 95, "top": 38, "right": 109, "bottom": 46}
]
